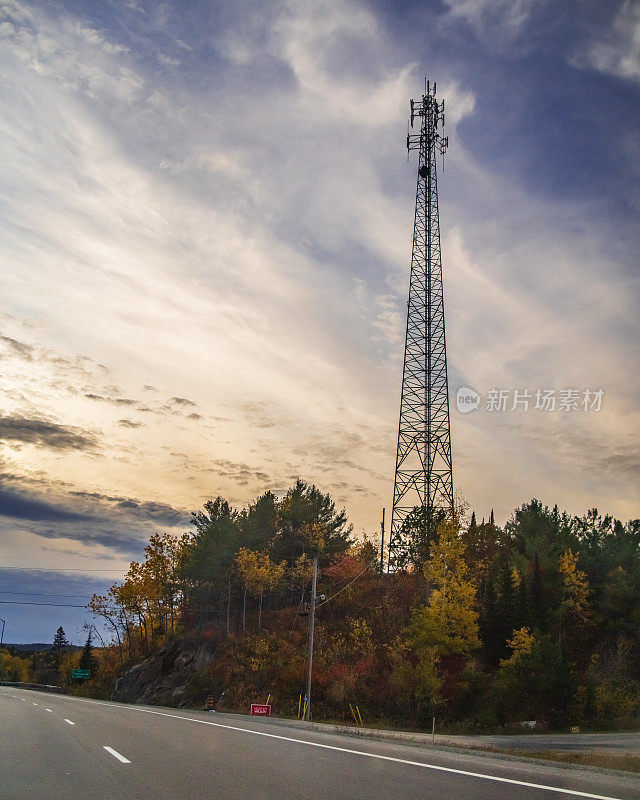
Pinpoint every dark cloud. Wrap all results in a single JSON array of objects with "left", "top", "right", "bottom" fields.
[
  {"left": 143, "top": 385, "right": 157, "bottom": 391},
  {"left": 117, "top": 419, "right": 144, "bottom": 428},
  {"left": 0, "top": 485, "right": 95, "bottom": 522},
  {"left": 169, "top": 396, "right": 196, "bottom": 407},
  {"left": 84, "top": 393, "right": 136, "bottom": 406},
  {"left": 68, "top": 490, "right": 188, "bottom": 526},
  {"left": 201, "top": 458, "right": 275, "bottom": 488},
  {"left": 0, "top": 415, "right": 98, "bottom": 451},
  {"left": 598, "top": 451, "right": 640, "bottom": 477},
  {"left": 208, "top": 458, "right": 253, "bottom": 479},
  {"left": 552, "top": 426, "right": 640, "bottom": 481},
  {"left": 0, "top": 334, "right": 34, "bottom": 360},
  {"left": 186, "top": 412, "right": 202, "bottom": 420},
  {"left": 32, "top": 524, "right": 147, "bottom": 552},
  {"left": 0, "top": 464, "right": 188, "bottom": 545}
]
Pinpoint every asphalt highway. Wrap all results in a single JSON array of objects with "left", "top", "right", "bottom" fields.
[{"left": 2, "top": 688, "right": 639, "bottom": 800}]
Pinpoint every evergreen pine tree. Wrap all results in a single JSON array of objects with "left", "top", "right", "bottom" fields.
[
  {"left": 480, "top": 577, "right": 503, "bottom": 666},
  {"left": 494, "top": 558, "right": 516, "bottom": 661},
  {"left": 50, "top": 626, "right": 70, "bottom": 672},
  {"left": 530, "top": 551, "right": 547, "bottom": 631},
  {"left": 78, "top": 630, "right": 96, "bottom": 675}
]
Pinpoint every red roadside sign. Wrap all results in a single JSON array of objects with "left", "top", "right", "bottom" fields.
[{"left": 250, "top": 704, "right": 271, "bottom": 716}]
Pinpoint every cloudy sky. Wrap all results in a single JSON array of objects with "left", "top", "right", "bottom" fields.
[{"left": 0, "top": 0, "right": 638, "bottom": 642}]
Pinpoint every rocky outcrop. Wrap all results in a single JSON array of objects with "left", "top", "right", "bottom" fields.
[{"left": 112, "top": 637, "right": 216, "bottom": 706}]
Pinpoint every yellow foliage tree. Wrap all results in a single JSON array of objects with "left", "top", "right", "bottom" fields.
[
  {"left": 499, "top": 626, "right": 536, "bottom": 669},
  {"left": 299, "top": 523, "right": 326, "bottom": 552},
  {"left": 404, "top": 518, "right": 480, "bottom": 658},
  {"left": 289, "top": 553, "right": 314, "bottom": 589},
  {"left": 0, "top": 650, "right": 31, "bottom": 682},
  {"left": 389, "top": 638, "right": 442, "bottom": 718},
  {"left": 559, "top": 549, "right": 591, "bottom": 627},
  {"left": 89, "top": 532, "right": 187, "bottom": 658},
  {"left": 236, "top": 548, "right": 286, "bottom": 631}
]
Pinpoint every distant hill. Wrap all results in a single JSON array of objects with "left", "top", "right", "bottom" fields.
[{"left": 3, "top": 643, "right": 81, "bottom": 652}]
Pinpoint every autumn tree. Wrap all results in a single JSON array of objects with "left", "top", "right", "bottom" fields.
[
  {"left": 559, "top": 549, "right": 591, "bottom": 646},
  {"left": 389, "top": 637, "right": 442, "bottom": 723},
  {"left": 404, "top": 518, "right": 480, "bottom": 658},
  {"left": 289, "top": 553, "right": 314, "bottom": 590},
  {"left": 88, "top": 591, "right": 124, "bottom": 657},
  {"left": 139, "top": 531, "right": 186, "bottom": 634},
  {"left": 236, "top": 548, "right": 286, "bottom": 631},
  {"left": 493, "top": 626, "right": 574, "bottom": 725},
  {"left": 0, "top": 649, "right": 31, "bottom": 682}
]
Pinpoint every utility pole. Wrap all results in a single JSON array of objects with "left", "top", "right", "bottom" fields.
[
  {"left": 304, "top": 554, "right": 318, "bottom": 721},
  {"left": 0, "top": 616, "right": 5, "bottom": 645},
  {"left": 390, "top": 80, "right": 453, "bottom": 569},
  {"left": 380, "top": 508, "right": 385, "bottom": 572}
]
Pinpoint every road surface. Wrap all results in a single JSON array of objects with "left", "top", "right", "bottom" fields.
[{"left": 2, "top": 688, "right": 638, "bottom": 800}]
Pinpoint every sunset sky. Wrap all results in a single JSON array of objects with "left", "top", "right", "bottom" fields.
[{"left": 0, "top": 0, "right": 638, "bottom": 642}]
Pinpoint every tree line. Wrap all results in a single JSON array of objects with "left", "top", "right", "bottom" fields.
[
  {"left": 0, "top": 626, "right": 98, "bottom": 689},
  {"left": 50, "top": 480, "right": 640, "bottom": 729}
]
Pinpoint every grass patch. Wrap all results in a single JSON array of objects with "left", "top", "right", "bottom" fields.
[{"left": 496, "top": 748, "right": 640, "bottom": 774}]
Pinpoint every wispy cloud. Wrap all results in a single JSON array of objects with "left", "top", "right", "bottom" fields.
[{"left": 578, "top": 0, "right": 640, "bottom": 82}]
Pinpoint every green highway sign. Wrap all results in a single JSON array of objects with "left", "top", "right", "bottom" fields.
[{"left": 72, "top": 669, "right": 90, "bottom": 679}]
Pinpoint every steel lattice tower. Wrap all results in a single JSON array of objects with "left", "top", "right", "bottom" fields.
[{"left": 389, "top": 81, "right": 453, "bottom": 568}]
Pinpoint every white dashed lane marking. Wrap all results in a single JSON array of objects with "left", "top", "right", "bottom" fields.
[
  {"left": 64, "top": 719, "right": 75, "bottom": 725},
  {"left": 103, "top": 746, "right": 130, "bottom": 764}
]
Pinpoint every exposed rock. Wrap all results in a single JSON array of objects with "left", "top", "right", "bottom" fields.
[{"left": 112, "top": 637, "right": 216, "bottom": 706}]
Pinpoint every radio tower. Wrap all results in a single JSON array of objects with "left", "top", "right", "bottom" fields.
[{"left": 389, "top": 81, "right": 453, "bottom": 569}]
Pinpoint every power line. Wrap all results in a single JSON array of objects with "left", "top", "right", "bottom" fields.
[
  {"left": 0, "top": 601, "right": 88, "bottom": 608},
  {"left": 0, "top": 591, "right": 90, "bottom": 599},
  {"left": 316, "top": 557, "right": 378, "bottom": 608},
  {"left": 0, "top": 565, "right": 125, "bottom": 573}
]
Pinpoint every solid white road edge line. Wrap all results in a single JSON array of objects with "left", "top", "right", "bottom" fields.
[
  {"left": 103, "top": 746, "right": 131, "bottom": 764},
  {"left": 64, "top": 719, "right": 75, "bottom": 725},
  {"left": 51, "top": 695, "right": 624, "bottom": 800}
]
